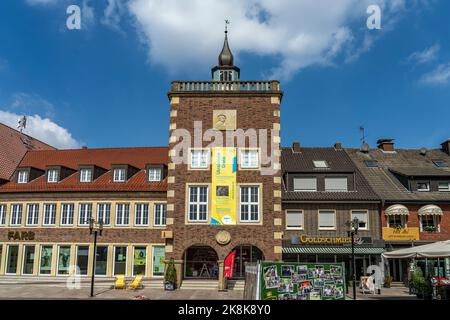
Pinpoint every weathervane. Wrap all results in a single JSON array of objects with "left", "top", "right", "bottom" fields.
[
  {"left": 17, "top": 116, "right": 27, "bottom": 133},
  {"left": 225, "top": 19, "right": 230, "bottom": 33}
]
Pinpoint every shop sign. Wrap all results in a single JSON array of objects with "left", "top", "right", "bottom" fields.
[
  {"left": 7, "top": 230, "right": 35, "bottom": 241},
  {"left": 299, "top": 235, "right": 370, "bottom": 245},
  {"left": 382, "top": 227, "right": 420, "bottom": 241}
]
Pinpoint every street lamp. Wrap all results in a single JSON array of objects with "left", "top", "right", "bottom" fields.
[
  {"left": 346, "top": 217, "right": 359, "bottom": 300},
  {"left": 89, "top": 218, "right": 103, "bottom": 297}
]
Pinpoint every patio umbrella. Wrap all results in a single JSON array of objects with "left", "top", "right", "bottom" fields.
[{"left": 382, "top": 240, "right": 450, "bottom": 259}]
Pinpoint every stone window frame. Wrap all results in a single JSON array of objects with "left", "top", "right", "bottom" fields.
[
  {"left": 238, "top": 148, "right": 261, "bottom": 171},
  {"left": 185, "top": 183, "right": 210, "bottom": 224},
  {"left": 238, "top": 183, "right": 263, "bottom": 225},
  {"left": 188, "top": 148, "right": 210, "bottom": 170}
]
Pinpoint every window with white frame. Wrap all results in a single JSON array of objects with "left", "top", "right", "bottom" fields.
[
  {"left": 113, "top": 168, "right": 126, "bottom": 182},
  {"left": 420, "top": 215, "right": 440, "bottom": 232},
  {"left": 17, "top": 170, "right": 29, "bottom": 184},
  {"left": 78, "top": 203, "right": 92, "bottom": 225},
  {"left": 61, "top": 203, "right": 74, "bottom": 225},
  {"left": 240, "top": 149, "right": 259, "bottom": 169},
  {"left": 188, "top": 186, "right": 208, "bottom": 221},
  {"left": 325, "top": 177, "right": 348, "bottom": 192},
  {"left": 0, "top": 204, "right": 6, "bottom": 225},
  {"left": 43, "top": 204, "right": 56, "bottom": 225},
  {"left": 10, "top": 204, "right": 23, "bottom": 225},
  {"left": 313, "top": 160, "right": 329, "bottom": 168},
  {"left": 80, "top": 168, "right": 93, "bottom": 182},
  {"left": 240, "top": 186, "right": 260, "bottom": 222},
  {"left": 116, "top": 203, "right": 130, "bottom": 225},
  {"left": 135, "top": 203, "right": 149, "bottom": 226},
  {"left": 387, "top": 215, "right": 407, "bottom": 228},
  {"left": 47, "top": 169, "right": 59, "bottom": 183},
  {"left": 417, "top": 182, "right": 430, "bottom": 192},
  {"left": 293, "top": 178, "right": 317, "bottom": 192},
  {"left": 438, "top": 182, "right": 450, "bottom": 192},
  {"left": 286, "top": 211, "right": 303, "bottom": 230},
  {"left": 26, "top": 204, "right": 39, "bottom": 225},
  {"left": 318, "top": 210, "right": 336, "bottom": 230},
  {"left": 351, "top": 210, "right": 369, "bottom": 230},
  {"left": 148, "top": 168, "right": 162, "bottom": 182},
  {"left": 154, "top": 203, "right": 166, "bottom": 226},
  {"left": 97, "top": 203, "right": 111, "bottom": 225},
  {"left": 190, "top": 149, "right": 209, "bottom": 169}
]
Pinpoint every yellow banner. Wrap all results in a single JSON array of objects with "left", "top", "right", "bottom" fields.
[
  {"left": 382, "top": 227, "right": 420, "bottom": 241},
  {"left": 211, "top": 147, "right": 237, "bottom": 225}
]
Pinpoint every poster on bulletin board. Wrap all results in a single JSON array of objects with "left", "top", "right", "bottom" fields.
[{"left": 260, "top": 261, "right": 347, "bottom": 300}]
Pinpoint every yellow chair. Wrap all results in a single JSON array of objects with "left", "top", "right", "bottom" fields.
[
  {"left": 114, "top": 275, "right": 126, "bottom": 289},
  {"left": 127, "top": 274, "right": 144, "bottom": 290}
]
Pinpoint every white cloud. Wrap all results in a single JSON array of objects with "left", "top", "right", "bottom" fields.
[
  {"left": 0, "top": 110, "right": 81, "bottom": 149},
  {"left": 9, "top": 92, "right": 56, "bottom": 118},
  {"left": 127, "top": 0, "right": 413, "bottom": 80},
  {"left": 25, "top": 0, "right": 57, "bottom": 6},
  {"left": 81, "top": 0, "right": 96, "bottom": 29},
  {"left": 420, "top": 63, "right": 450, "bottom": 85},
  {"left": 407, "top": 44, "right": 440, "bottom": 64},
  {"left": 101, "top": 0, "right": 126, "bottom": 33}
]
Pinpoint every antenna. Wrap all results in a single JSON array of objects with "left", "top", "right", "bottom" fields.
[
  {"left": 225, "top": 19, "right": 230, "bottom": 33},
  {"left": 359, "top": 126, "right": 366, "bottom": 144}
]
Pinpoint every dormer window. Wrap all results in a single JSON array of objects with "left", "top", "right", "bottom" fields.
[
  {"left": 313, "top": 160, "right": 329, "bottom": 168},
  {"left": 47, "top": 169, "right": 59, "bottom": 183},
  {"left": 80, "top": 168, "right": 93, "bottom": 183},
  {"left": 113, "top": 168, "right": 126, "bottom": 182},
  {"left": 417, "top": 182, "right": 430, "bottom": 192},
  {"left": 148, "top": 167, "right": 162, "bottom": 182},
  {"left": 432, "top": 159, "right": 448, "bottom": 168},
  {"left": 17, "top": 170, "right": 29, "bottom": 184}
]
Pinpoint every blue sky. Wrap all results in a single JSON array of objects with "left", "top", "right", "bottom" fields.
[{"left": 0, "top": 0, "right": 449, "bottom": 149}]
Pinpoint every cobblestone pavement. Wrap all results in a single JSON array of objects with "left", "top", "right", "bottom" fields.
[
  {"left": 346, "top": 287, "right": 418, "bottom": 300},
  {"left": 0, "top": 283, "right": 244, "bottom": 300}
]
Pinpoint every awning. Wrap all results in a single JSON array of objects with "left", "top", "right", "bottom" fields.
[
  {"left": 382, "top": 240, "right": 450, "bottom": 259},
  {"left": 418, "top": 204, "right": 443, "bottom": 216},
  {"left": 385, "top": 204, "right": 409, "bottom": 216},
  {"left": 283, "top": 247, "right": 385, "bottom": 255}
]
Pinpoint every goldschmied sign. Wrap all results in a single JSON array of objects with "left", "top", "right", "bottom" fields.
[{"left": 211, "top": 147, "right": 237, "bottom": 225}]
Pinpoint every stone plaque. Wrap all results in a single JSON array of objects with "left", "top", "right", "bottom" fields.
[
  {"left": 213, "top": 110, "right": 236, "bottom": 130},
  {"left": 215, "top": 230, "right": 231, "bottom": 245}
]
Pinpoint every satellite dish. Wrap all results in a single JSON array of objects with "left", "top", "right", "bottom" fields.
[{"left": 360, "top": 142, "right": 370, "bottom": 153}]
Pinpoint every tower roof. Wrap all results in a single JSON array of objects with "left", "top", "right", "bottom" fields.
[{"left": 218, "top": 30, "right": 234, "bottom": 67}]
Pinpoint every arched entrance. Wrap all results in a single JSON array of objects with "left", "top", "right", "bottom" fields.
[
  {"left": 230, "top": 245, "right": 264, "bottom": 279},
  {"left": 184, "top": 246, "right": 219, "bottom": 279}
]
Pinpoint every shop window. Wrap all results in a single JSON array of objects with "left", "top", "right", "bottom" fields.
[
  {"left": 135, "top": 203, "right": 149, "bottom": 226},
  {"left": 0, "top": 204, "right": 6, "bottom": 225},
  {"left": 318, "top": 210, "right": 336, "bottom": 230},
  {"left": 420, "top": 215, "right": 440, "bottom": 232},
  {"left": 184, "top": 246, "right": 218, "bottom": 279},
  {"left": 114, "top": 246, "right": 127, "bottom": 275},
  {"left": 43, "top": 203, "right": 56, "bottom": 226},
  {"left": 351, "top": 210, "right": 369, "bottom": 230},
  {"left": 152, "top": 246, "right": 165, "bottom": 276},
  {"left": 61, "top": 203, "right": 75, "bottom": 225},
  {"left": 78, "top": 203, "right": 92, "bottom": 225},
  {"left": 154, "top": 203, "right": 166, "bottom": 226},
  {"left": 39, "top": 245, "right": 53, "bottom": 275},
  {"left": 95, "top": 246, "right": 108, "bottom": 276},
  {"left": 133, "top": 246, "right": 147, "bottom": 276},
  {"left": 387, "top": 215, "right": 407, "bottom": 228},
  {"left": 116, "top": 203, "right": 130, "bottom": 225},
  {"left": 286, "top": 211, "right": 303, "bottom": 230},
  {"left": 97, "top": 203, "right": 111, "bottom": 225},
  {"left": 57, "top": 246, "right": 71, "bottom": 275},
  {"left": 240, "top": 186, "right": 260, "bottom": 222},
  {"left": 188, "top": 186, "right": 208, "bottom": 222},
  {"left": 76, "top": 246, "right": 89, "bottom": 275},
  {"left": 6, "top": 245, "right": 19, "bottom": 274},
  {"left": 22, "top": 245, "right": 36, "bottom": 275},
  {"left": 10, "top": 204, "right": 23, "bottom": 226}
]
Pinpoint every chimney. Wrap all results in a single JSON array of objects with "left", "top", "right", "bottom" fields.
[
  {"left": 377, "top": 139, "right": 395, "bottom": 152},
  {"left": 334, "top": 142, "right": 342, "bottom": 150},
  {"left": 441, "top": 138, "right": 450, "bottom": 155},
  {"left": 292, "top": 141, "right": 301, "bottom": 153}
]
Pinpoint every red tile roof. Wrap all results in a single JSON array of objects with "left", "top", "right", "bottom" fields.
[
  {"left": 0, "top": 146, "right": 169, "bottom": 193},
  {"left": 0, "top": 123, "right": 55, "bottom": 181}
]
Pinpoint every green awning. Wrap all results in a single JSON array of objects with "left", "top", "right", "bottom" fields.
[{"left": 283, "top": 247, "right": 385, "bottom": 255}]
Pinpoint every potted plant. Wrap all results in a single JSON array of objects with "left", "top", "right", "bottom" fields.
[
  {"left": 410, "top": 268, "right": 433, "bottom": 299},
  {"left": 384, "top": 275, "right": 393, "bottom": 288},
  {"left": 164, "top": 258, "right": 177, "bottom": 291},
  {"left": 423, "top": 225, "right": 438, "bottom": 232}
]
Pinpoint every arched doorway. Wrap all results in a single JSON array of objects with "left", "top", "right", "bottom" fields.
[
  {"left": 184, "top": 246, "right": 219, "bottom": 279},
  {"left": 230, "top": 245, "right": 264, "bottom": 279}
]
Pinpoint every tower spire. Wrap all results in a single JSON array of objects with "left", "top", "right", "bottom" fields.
[{"left": 211, "top": 20, "right": 240, "bottom": 81}]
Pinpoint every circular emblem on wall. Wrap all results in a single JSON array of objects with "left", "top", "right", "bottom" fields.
[{"left": 215, "top": 230, "right": 231, "bottom": 245}]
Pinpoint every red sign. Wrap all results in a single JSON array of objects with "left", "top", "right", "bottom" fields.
[{"left": 224, "top": 250, "right": 236, "bottom": 279}]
